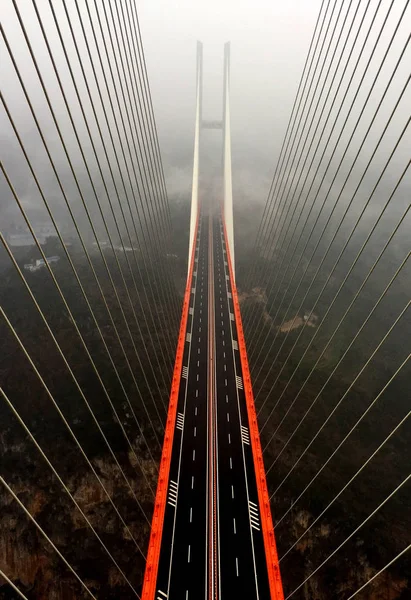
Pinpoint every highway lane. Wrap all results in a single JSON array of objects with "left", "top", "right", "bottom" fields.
[
  {"left": 156, "top": 209, "right": 209, "bottom": 600},
  {"left": 154, "top": 207, "right": 271, "bottom": 599},
  {"left": 213, "top": 215, "right": 271, "bottom": 599}
]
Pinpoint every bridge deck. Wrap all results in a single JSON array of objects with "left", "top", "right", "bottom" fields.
[{"left": 143, "top": 206, "right": 282, "bottom": 599}]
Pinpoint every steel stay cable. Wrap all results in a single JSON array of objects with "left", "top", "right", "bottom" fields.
[
  {"left": 248, "top": 0, "right": 400, "bottom": 361},
  {"left": 256, "top": 144, "right": 410, "bottom": 423},
  {"left": 0, "top": 570, "right": 28, "bottom": 600},
  {"left": 243, "top": 0, "right": 339, "bottom": 309},
  {"left": 247, "top": 0, "right": 393, "bottom": 351},
  {"left": 2, "top": 17, "right": 164, "bottom": 446},
  {"left": 279, "top": 394, "right": 411, "bottom": 559},
  {"left": 285, "top": 471, "right": 411, "bottom": 599},
  {"left": 264, "top": 227, "right": 410, "bottom": 466},
  {"left": 98, "top": 0, "right": 181, "bottom": 328},
  {"left": 59, "top": 0, "right": 174, "bottom": 385},
  {"left": 245, "top": 0, "right": 355, "bottom": 332},
  {"left": 39, "top": 0, "right": 172, "bottom": 405},
  {"left": 74, "top": 0, "right": 179, "bottom": 353},
  {"left": 0, "top": 264, "right": 153, "bottom": 528},
  {"left": 36, "top": 0, "right": 174, "bottom": 401},
  {"left": 71, "top": 0, "right": 179, "bottom": 357},
  {"left": 0, "top": 109, "right": 162, "bottom": 464},
  {"left": 112, "top": 0, "right": 177, "bottom": 277},
  {"left": 111, "top": 0, "right": 177, "bottom": 287},
  {"left": 119, "top": 0, "right": 181, "bottom": 327},
  {"left": 247, "top": 0, "right": 377, "bottom": 350},
  {"left": 255, "top": 57, "right": 411, "bottom": 410},
  {"left": 1, "top": 230, "right": 156, "bottom": 498},
  {"left": 0, "top": 306, "right": 149, "bottom": 556},
  {"left": 268, "top": 255, "right": 411, "bottom": 473},
  {"left": 244, "top": 13, "right": 336, "bottom": 301},
  {"left": 64, "top": 0, "right": 176, "bottom": 355},
  {"left": 36, "top": 0, "right": 171, "bottom": 405},
  {"left": 253, "top": 33, "right": 410, "bottom": 403},
  {"left": 0, "top": 476, "right": 101, "bottom": 599},
  {"left": 258, "top": 122, "right": 410, "bottom": 434},
  {"left": 0, "top": 115, "right": 159, "bottom": 470},
  {"left": 132, "top": 0, "right": 185, "bottom": 298},
  {"left": 89, "top": 0, "right": 180, "bottom": 331},
  {"left": 273, "top": 351, "right": 411, "bottom": 523},
  {"left": 241, "top": 0, "right": 327, "bottom": 290},
  {"left": 248, "top": 0, "right": 404, "bottom": 351},
  {"left": 264, "top": 241, "right": 411, "bottom": 468},
  {"left": 131, "top": 0, "right": 176, "bottom": 234},
  {"left": 256, "top": 47, "right": 409, "bottom": 394},
  {"left": 345, "top": 544, "right": 411, "bottom": 599},
  {"left": 108, "top": 0, "right": 174, "bottom": 252},
  {"left": 107, "top": 0, "right": 181, "bottom": 328},
  {"left": 0, "top": 387, "right": 144, "bottom": 592},
  {"left": 242, "top": 0, "right": 333, "bottom": 295},
  {"left": 126, "top": 0, "right": 182, "bottom": 318}
]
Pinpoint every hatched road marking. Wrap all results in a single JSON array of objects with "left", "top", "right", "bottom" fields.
[
  {"left": 168, "top": 480, "right": 178, "bottom": 508},
  {"left": 176, "top": 412, "right": 184, "bottom": 431},
  {"left": 241, "top": 425, "right": 250, "bottom": 445},
  {"left": 249, "top": 501, "right": 260, "bottom": 531}
]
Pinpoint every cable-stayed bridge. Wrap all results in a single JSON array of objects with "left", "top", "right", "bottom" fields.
[
  {"left": 142, "top": 42, "right": 281, "bottom": 600},
  {"left": 0, "top": 1, "right": 410, "bottom": 599}
]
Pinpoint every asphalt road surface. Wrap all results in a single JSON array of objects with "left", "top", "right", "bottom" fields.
[{"left": 155, "top": 206, "right": 271, "bottom": 599}]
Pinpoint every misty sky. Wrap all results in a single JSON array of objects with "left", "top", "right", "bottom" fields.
[
  {"left": 137, "top": 0, "right": 322, "bottom": 196},
  {"left": 0, "top": 0, "right": 322, "bottom": 232},
  {"left": 1, "top": 0, "right": 409, "bottom": 250}
]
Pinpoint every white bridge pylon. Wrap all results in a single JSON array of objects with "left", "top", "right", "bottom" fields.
[
  {"left": 188, "top": 41, "right": 202, "bottom": 274},
  {"left": 187, "top": 41, "right": 235, "bottom": 280},
  {"left": 222, "top": 42, "right": 235, "bottom": 279}
]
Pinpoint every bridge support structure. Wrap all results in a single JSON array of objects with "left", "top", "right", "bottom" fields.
[
  {"left": 223, "top": 218, "right": 284, "bottom": 599},
  {"left": 142, "top": 215, "right": 199, "bottom": 600},
  {"left": 143, "top": 43, "right": 283, "bottom": 600},
  {"left": 188, "top": 41, "right": 235, "bottom": 280},
  {"left": 223, "top": 42, "right": 235, "bottom": 280},
  {"left": 187, "top": 42, "right": 202, "bottom": 274}
]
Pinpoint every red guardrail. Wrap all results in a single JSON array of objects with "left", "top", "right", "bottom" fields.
[
  {"left": 142, "top": 215, "right": 199, "bottom": 600},
  {"left": 222, "top": 218, "right": 285, "bottom": 600}
]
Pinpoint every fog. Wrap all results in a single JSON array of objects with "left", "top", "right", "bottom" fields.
[
  {"left": 0, "top": 0, "right": 409, "bottom": 262},
  {"left": 137, "top": 0, "right": 322, "bottom": 198},
  {"left": 0, "top": 0, "right": 321, "bottom": 257}
]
